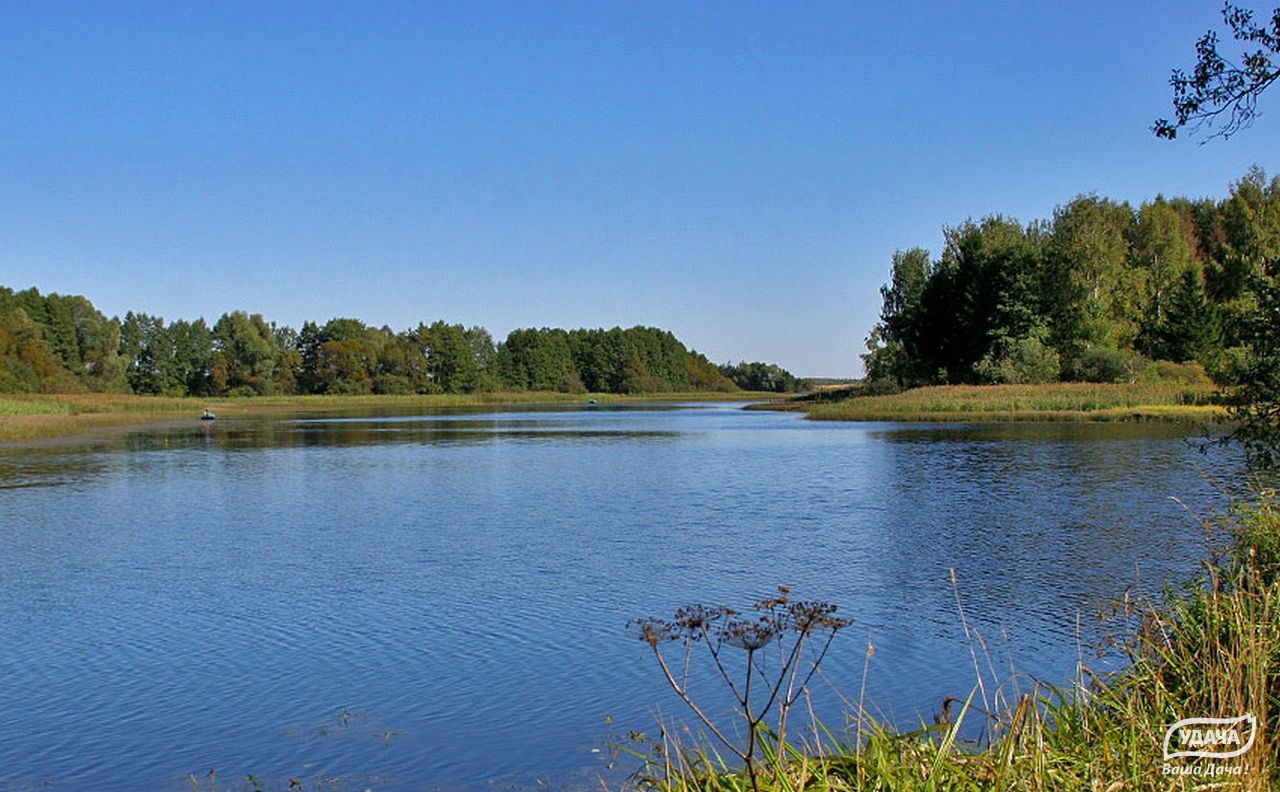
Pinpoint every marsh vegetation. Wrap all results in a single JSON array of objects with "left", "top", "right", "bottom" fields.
[{"left": 624, "top": 492, "right": 1279, "bottom": 791}]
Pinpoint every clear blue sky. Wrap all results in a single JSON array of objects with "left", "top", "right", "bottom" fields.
[{"left": 1, "top": 1, "right": 1277, "bottom": 376}]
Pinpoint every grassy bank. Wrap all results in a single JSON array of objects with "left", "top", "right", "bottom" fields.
[
  {"left": 0, "top": 390, "right": 770, "bottom": 444},
  {"left": 627, "top": 492, "right": 1280, "bottom": 791},
  {"left": 790, "top": 382, "right": 1224, "bottom": 423}
]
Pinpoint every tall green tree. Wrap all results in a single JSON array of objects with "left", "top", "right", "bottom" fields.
[
  {"left": 1044, "top": 195, "right": 1138, "bottom": 358},
  {"left": 687, "top": 350, "right": 738, "bottom": 391},
  {"left": 908, "top": 217, "right": 1047, "bottom": 383},
  {"left": 211, "top": 311, "right": 278, "bottom": 395},
  {"left": 67, "top": 295, "right": 127, "bottom": 391},
  {"left": 169, "top": 318, "right": 214, "bottom": 396},
  {"left": 1228, "top": 256, "right": 1280, "bottom": 466},
  {"left": 465, "top": 326, "right": 499, "bottom": 392},
  {"left": 863, "top": 247, "right": 932, "bottom": 385},
  {"left": 271, "top": 323, "right": 302, "bottom": 395},
  {"left": 0, "top": 306, "right": 69, "bottom": 392},
  {"left": 423, "top": 321, "right": 478, "bottom": 393},
  {"left": 42, "top": 294, "right": 82, "bottom": 374},
  {"left": 120, "top": 312, "right": 179, "bottom": 395},
  {"left": 718, "top": 361, "right": 805, "bottom": 393},
  {"left": 1130, "top": 197, "right": 1198, "bottom": 357},
  {"left": 1159, "top": 266, "right": 1220, "bottom": 365},
  {"left": 499, "top": 328, "right": 580, "bottom": 392},
  {"left": 1213, "top": 170, "right": 1280, "bottom": 351}
]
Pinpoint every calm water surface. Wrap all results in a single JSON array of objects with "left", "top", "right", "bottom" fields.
[{"left": 0, "top": 403, "right": 1239, "bottom": 790}]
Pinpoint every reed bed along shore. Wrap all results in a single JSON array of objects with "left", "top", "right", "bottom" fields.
[
  {"left": 795, "top": 382, "right": 1224, "bottom": 423},
  {"left": 0, "top": 390, "right": 771, "bottom": 444},
  {"left": 620, "top": 492, "right": 1279, "bottom": 792},
  {"left": 2, "top": 382, "right": 1224, "bottom": 443}
]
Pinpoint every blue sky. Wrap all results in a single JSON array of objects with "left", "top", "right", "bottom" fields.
[{"left": 1, "top": 1, "right": 1277, "bottom": 376}]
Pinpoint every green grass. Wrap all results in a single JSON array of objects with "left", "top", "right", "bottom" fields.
[
  {"left": 621, "top": 491, "right": 1280, "bottom": 791},
  {"left": 0, "top": 397, "right": 72, "bottom": 417},
  {"left": 796, "top": 382, "right": 1223, "bottom": 423}
]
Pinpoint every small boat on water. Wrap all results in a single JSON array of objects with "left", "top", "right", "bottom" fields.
[{"left": 200, "top": 410, "right": 217, "bottom": 421}]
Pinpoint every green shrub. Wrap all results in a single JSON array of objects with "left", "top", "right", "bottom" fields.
[
  {"left": 323, "top": 379, "right": 368, "bottom": 396},
  {"left": 1234, "top": 490, "right": 1280, "bottom": 578},
  {"left": 1070, "top": 347, "right": 1151, "bottom": 383},
  {"left": 975, "top": 335, "right": 1061, "bottom": 384},
  {"left": 857, "top": 378, "right": 901, "bottom": 397},
  {"left": 1209, "top": 345, "right": 1254, "bottom": 386},
  {"left": 373, "top": 373, "right": 413, "bottom": 395},
  {"left": 0, "top": 358, "right": 40, "bottom": 393},
  {"left": 556, "top": 372, "right": 587, "bottom": 393},
  {"left": 1140, "top": 359, "right": 1212, "bottom": 386},
  {"left": 622, "top": 375, "right": 674, "bottom": 394}
]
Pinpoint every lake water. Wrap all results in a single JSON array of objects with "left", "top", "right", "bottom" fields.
[{"left": 0, "top": 403, "right": 1239, "bottom": 790}]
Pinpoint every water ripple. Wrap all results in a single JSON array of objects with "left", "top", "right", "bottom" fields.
[{"left": 0, "top": 407, "right": 1239, "bottom": 789}]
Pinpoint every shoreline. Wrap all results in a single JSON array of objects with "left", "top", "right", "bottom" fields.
[
  {"left": 0, "top": 391, "right": 773, "bottom": 448},
  {"left": 758, "top": 382, "right": 1226, "bottom": 425},
  {"left": 1, "top": 382, "right": 1228, "bottom": 448}
]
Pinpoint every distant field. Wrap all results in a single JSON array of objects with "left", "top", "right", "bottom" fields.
[
  {"left": 795, "top": 381, "right": 1225, "bottom": 423},
  {"left": 0, "top": 390, "right": 772, "bottom": 444}
]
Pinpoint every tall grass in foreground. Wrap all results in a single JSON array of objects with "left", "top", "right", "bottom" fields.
[{"left": 623, "top": 492, "right": 1279, "bottom": 791}]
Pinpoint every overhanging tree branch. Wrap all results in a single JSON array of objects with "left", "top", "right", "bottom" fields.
[{"left": 1154, "top": 3, "right": 1280, "bottom": 140}]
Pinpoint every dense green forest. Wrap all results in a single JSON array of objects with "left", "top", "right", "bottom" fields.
[
  {"left": 864, "top": 166, "right": 1280, "bottom": 388},
  {"left": 0, "top": 289, "right": 804, "bottom": 397}
]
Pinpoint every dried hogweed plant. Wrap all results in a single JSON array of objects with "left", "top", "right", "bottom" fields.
[{"left": 631, "top": 587, "right": 850, "bottom": 791}]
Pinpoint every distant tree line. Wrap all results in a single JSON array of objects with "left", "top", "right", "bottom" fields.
[
  {"left": 0, "top": 290, "right": 807, "bottom": 396},
  {"left": 717, "top": 361, "right": 807, "bottom": 393},
  {"left": 863, "top": 167, "right": 1280, "bottom": 388}
]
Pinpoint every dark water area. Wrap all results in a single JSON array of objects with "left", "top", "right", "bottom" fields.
[{"left": 0, "top": 403, "right": 1241, "bottom": 790}]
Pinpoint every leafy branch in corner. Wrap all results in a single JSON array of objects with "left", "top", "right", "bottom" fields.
[{"left": 1155, "top": 3, "right": 1280, "bottom": 141}]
